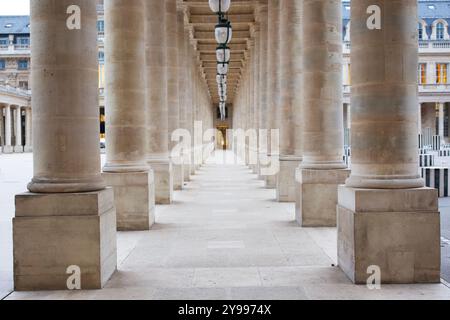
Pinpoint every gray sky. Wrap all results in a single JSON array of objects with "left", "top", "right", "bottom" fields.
[{"left": 0, "top": 0, "right": 30, "bottom": 15}]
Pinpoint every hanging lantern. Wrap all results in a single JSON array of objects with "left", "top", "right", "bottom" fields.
[
  {"left": 216, "top": 46, "right": 231, "bottom": 63},
  {"left": 208, "top": 0, "right": 231, "bottom": 14},
  {"left": 217, "top": 62, "right": 229, "bottom": 75},
  {"left": 215, "top": 19, "right": 232, "bottom": 45}
]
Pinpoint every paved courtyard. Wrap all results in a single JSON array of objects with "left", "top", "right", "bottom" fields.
[{"left": 1, "top": 151, "right": 450, "bottom": 300}]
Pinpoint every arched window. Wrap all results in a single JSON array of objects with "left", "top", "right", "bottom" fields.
[
  {"left": 437, "top": 22, "right": 445, "bottom": 40},
  {"left": 418, "top": 22, "right": 423, "bottom": 40}
]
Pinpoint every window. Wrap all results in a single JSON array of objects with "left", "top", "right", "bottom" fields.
[
  {"left": 17, "top": 60, "right": 28, "bottom": 70},
  {"left": 98, "top": 51, "right": 104, "bottom": 62},
  {"left": 437, "top": 22, "right": 445, "bottom": 40},
  {"left": 19, "top": 81, "right": 28, "bottom": 89},
  {"left": 17, "top": 37, "right": 29, "bottom": 45},
  {"left": 418, "top": 23, "right": 423, "bottom": 40},
  {"left": 436, "top": 63, "right": 448, "bottom": 84},
  {"left": 97, "top": 20, "right": 104, "bottom": 33},
  {"left": 419, "top": 63, "right": 427, "bottom": 84},
  {"left": 0, "top": 38, "right": 8, "bottom": 45},
  {"left": 0, "top": 59, "right": 5, "bottom": 70}
]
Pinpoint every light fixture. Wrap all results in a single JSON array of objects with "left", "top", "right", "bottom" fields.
[
  {"left": 216, "top": 46, "right": 231, "bottom": 63},
  {"left": 217, "top": 63, "right": 229, "bottom": 75},
  {"left": 215, "top": 19, "right": 232, "bottom": 45},
  {"left": 216, "top": 74, "right": 227, "bottom": 84},
  {"left": 208, "top": 0, "right": 231, "bottom": 14}
]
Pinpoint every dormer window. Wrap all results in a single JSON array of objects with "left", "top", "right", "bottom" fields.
[{"left": 4, "top": 23, "right": 13, "bottom": 28}]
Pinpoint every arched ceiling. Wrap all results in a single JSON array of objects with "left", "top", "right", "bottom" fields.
[{"left": 181, "top": 0, "right": 260, "bottom": 105}]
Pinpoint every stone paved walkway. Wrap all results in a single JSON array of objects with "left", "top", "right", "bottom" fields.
[{"left": 3, "top": 151, "right": 450, "bottom": 299}]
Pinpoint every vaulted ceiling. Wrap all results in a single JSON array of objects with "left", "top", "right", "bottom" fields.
[{"left": 181, "top": 0, "right": 259, "bottom": 105}]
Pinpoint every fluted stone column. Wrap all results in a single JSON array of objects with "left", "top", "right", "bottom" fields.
[
  {"left": 145, "top": 0, "right": 173, "bottom": 204},
  {"left": 166, "top": 0, "right": 183, "bottom": 191},
  {"left": 103, "top": 0, "right": 155, "bottom": 231},
  {"left": 277, "top": 0, "right": 303, "bottom": 202},
  {"left": 338, "top": 0, "right": 440, "bottom": 284},
  {"left": 265, "top": 0, "right": 280, "bottom": 189},
  {"left": 257, "top": 4, "right": 268, "bottom": 180},
  {"left": 4, "top": 104, "right": 13, "bottom": 153},
  {"left": 24, "top": 107, "right": 32, "bottom": 152},
  {"left": 296, "top": 0, "right": 350, "bottom": 227},
  {"left": 14, "top": 0, "right": 117, "bottom": 290},
  {"left": 14, "top": 106, "right": 23, "bottom": 152}
]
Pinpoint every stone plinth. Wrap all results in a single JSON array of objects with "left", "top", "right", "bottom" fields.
[
  {"left": 172, "top": 162, "right": 184, "bottom": 191},
  {"left": 149, "top": 159, "right": 173, "bottom": 204},
  {"left": 13, "top": 188, "right": 117, "bottom": 290},
  {"left": 103, "top": 171, "right": 155, "bottom": 231},
  {"left": 296, "top": 168, "right": 350, "bottom": 227},
  {"left": 337, "top": 186, "right": 441, "bottom": 284},
  {"left": 3, "top": 146, "right": 13, "bottom": 154},
  {"left": 277, "top": 157, "right": 301, "bottom": 202}
]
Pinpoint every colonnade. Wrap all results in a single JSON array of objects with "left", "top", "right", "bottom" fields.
[
  {"left": 0, "top": 104, "right": 32, "bottom": 153},
  {"left": 10, "top": 0, "right": 441, "bottom": 290},
  {"left": 233, "top": 0, "right": 440, "bottom": 284},
  {"left": 13, "top": 0, "right": 213, "bottom": 290}
]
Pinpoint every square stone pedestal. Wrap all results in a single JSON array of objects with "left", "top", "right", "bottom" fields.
[
  {"left": 13, "top": 188, "right": 117, "bottom": 291},
  {"left": 24, "top": 145, "right": 33, "bottom": 153},
  {"left": 173, "top": 162, "right": 184, "bottom": 191},
  {"left": 14, "top": 146, "right": 24, "bottom": 153},
  {"left": 103, "top": 170, "right": 155, "bottom": 231},
  {"left": 183, "top": 162, "right": 191, "bottom": 182},
  {"left": 277, "top": 157, "right": 301, "bottom": 202},
  {"left": 3, "top": 145, "right": 13, "bottom": 154},
  {"left": 149, "top": 159, "right": 173, "bottom": 204},
  {"left": 337, "top": 186, "right": 441, "bottom": 284},
  {"left": 295, "top": 168, "right": 350, "bottom": 227}
]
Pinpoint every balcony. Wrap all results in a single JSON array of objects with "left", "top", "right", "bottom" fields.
[
  {"left": 344, "top": 40, "right": 450, "bottom": 54},
  {"left": 0, "top": 44, "right": 30, "bottom": 55}
]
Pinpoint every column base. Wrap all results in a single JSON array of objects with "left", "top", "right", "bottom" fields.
[
  {"left": 173, "top": 163, "right": 184, "bottom": 191},
  {"left": 103, "top": 171, "right": 155, "bottom": 231},
  {"left": 295, "top": 168, "right": 350, "bottom": 227},
  {"left": 3, "top": 145, "right": 13, "bottom": 154},
  {"left": 265, "top": 174, "right": 277, "bottom": 189},
  {"left": 337, "top": 186, "right": 441, "bottom": 284},
  {"left": 14, "top": 146, "right": 24, "bottom": 153},
  {"left": 183, "top": 163, "right": 191, "bottom": 182},
  {"left": 149, "top": 159, "right": 173, "bottom": 204},
  {"left": 13, "top": 188, "right": 117, "bottom": 290},
  {"left": 24, "top": 146, "right": 33, "bottom": 153},
  {"left": 276, "top": 157, "right": 301, "bottom": 202}
]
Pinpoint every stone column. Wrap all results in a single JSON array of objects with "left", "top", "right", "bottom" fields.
[
  {"left": 338, "top": 0, "right": 440, "bottom": 284},
  {"left": 178, "top": 14, "right": 191, "bottom": 183},
  {"left": 103, "top": 0, "right": 155, "bottom": 231},
  {"left": 418, "top": 103, "right": 422, "bottom": 135},
  {"left": 24, "top": 107, "right": 32, "bottom": 152},
  {"left": 296, "top": 0, "right": 350, "bottom": 227},
  {"left": 14, "top": 106, "right": 23, "bottom": 152},
  {"left": 166, "top": 0, "right": 183, "bottom": 191},
  {"left": 257, "top": 4, "right": 268, "bottom": 180},
  {"left": 145, "top": 0, "right": 173, "bottom": 204},
  {"left": 4, "top": 104, "right": 13, "bottom": 153},
  {"left": 265, "top": 0, "right": 280, "bottom": 189},
  {"left": 277, "top": 0, "right": 303, "bottom": 202},
  {"left": 14, "top": 0, "right": 116, "bottom": 290},
  {"left": 438, "top": 102, "right": 445, "bottom": 140}
]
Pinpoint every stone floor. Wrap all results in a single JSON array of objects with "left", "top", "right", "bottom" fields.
[{"left": 1, "top": 151, "right": 450, "bottom": 300}]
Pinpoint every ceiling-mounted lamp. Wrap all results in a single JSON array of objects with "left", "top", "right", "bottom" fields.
[
  {"left": 215, "top": 18, "right": 232, "bottom": 45},
  {"left": 216, "top": 45, "right": 231, "bottom": 64},
  {"left": 217, "top": 62, "right": 229, "bottom": 75},
  {"left": 208, "top": 0, "right": 231, "bottom": 14}
]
